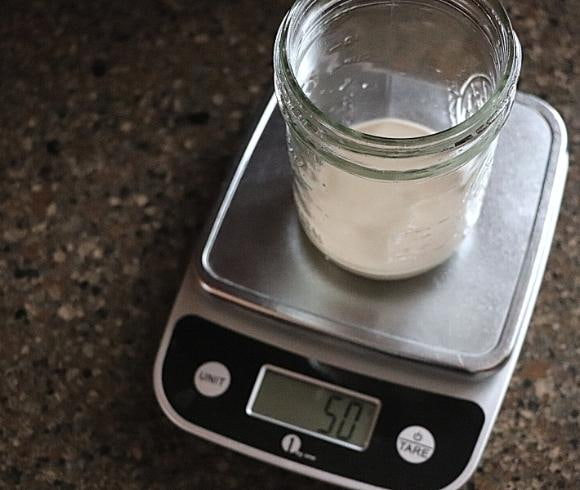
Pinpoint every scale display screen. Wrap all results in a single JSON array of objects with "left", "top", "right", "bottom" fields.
[{"left": 247, "top": 365, "right": 381, "bottom": 450}]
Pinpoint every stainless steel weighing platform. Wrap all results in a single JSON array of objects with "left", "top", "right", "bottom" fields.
[{"left": 154, "top": 93, "right": 568, "bottom": 490}]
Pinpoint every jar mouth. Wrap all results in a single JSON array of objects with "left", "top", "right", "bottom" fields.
[{"left": 275, "top": 0, "right": 522, "bottom": 160}]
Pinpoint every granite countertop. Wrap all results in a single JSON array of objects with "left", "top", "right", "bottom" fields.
[{"left": 1, "top": 0, "right": 578, "bottom": 488}]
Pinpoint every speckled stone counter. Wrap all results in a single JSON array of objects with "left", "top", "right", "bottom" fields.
[{"left": 1, "top": 0, "right": 578, "bottom": 488}]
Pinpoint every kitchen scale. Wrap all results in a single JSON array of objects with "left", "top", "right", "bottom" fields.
[{"left": 154, "top": 93, "right": 568, "bottom": 490}]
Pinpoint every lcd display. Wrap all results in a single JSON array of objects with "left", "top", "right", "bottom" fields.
[{"left": 247, "top": 365, "right": 381, "bottom": 450}]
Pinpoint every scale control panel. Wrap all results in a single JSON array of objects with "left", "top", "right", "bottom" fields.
[{"left": 160, "top": 316, "right": 485, "bottom": 490}]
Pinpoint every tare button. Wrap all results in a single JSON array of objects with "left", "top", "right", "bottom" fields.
[
  {"left": 194, "top": 361, "right": 231, "bottom": 397},
  {"left": 396, "top": 426, "right": 436, "bottom": 464}
]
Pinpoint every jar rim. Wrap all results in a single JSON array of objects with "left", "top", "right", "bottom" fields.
[{"left": 275, "top": 0, "right": 522, "bottom": 162}]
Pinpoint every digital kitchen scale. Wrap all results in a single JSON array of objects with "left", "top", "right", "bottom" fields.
[{"left": 154, "top": 93, "right": 568, "bottom": 490}]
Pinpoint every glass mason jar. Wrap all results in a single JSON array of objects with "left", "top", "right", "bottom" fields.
[{"left": 274, "top": 0, "right": 522, "bottom": 279}]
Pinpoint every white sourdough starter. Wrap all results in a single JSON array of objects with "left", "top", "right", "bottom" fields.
[{"left": 296, "top": 117, "right": 493, "bottom": 279}]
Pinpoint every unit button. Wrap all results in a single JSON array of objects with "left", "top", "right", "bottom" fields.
[
  {"left": 396, "top": 426, "right": 436, "bottom": 464},
  {"left": 193, "top": 361, "right": 231, "bottom": 397}
]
